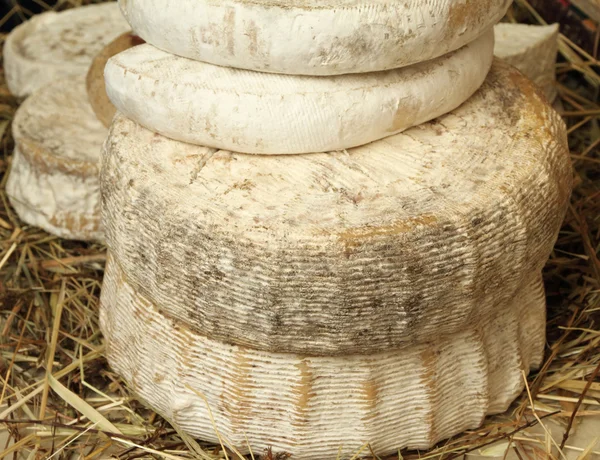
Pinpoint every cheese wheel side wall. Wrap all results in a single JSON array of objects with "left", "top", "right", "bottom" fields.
[
  {"left": 119, "top": 0, "right": 511, "bottom": 75},
  {"left": 100, "top": 256, "right": 546, "bottom": 459},
  {"left": 100, "top": 62, "right": 573, "bottom": 355},
  {"left": 104, "top": 31, "right": 494, "bottom": 154},
  {"left": 7, "top": 147, "right": 102, "bottom": 241}
]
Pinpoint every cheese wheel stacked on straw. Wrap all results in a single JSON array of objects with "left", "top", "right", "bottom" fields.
[
  {"left": 99, "top": 1, "right": 573, "bottom": 457},
  {"left": 4, "top": 4, "right": 140, "bottom": 241}
]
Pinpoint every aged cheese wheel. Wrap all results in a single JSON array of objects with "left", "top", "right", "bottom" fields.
[
  {"left": 494, "top": 23, "right": 560, "bottom": 102},
  {"left": 118, "top": 0, "right": 510, "bottom": 75},
  {"left": 105, "top": 31, "right": 494, "bottom": 155},
  {"left": 6, "top": 76, "right": 105, "bottom": 241},
  {"left": 101, "top": 256, "right": 546, "bottom": 459},
  {"left": 101, "top": 60, "right": 572, "bottom": 355},
  {"left": 3, "top": 3, "right": 130, "bottom": 98},
  {"left": 86, "top": 32, "right": 145, "bottom": 128}
]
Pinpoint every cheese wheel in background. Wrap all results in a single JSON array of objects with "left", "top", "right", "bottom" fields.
[
  {"left": 87, "top": 32, "right": 145, "bottom": 128},
  {"left": 7, "top": 76, "right": 105, "bottom": 241},
  {"left": 105, "top": 31, "right": 494, "bottom": 155},
  {"left": 118, "top": 0, "right": 510, "bottom": 75},
  {"left": 494, "top": 23, "right": 560, "bottom": 102},
  {"left": 101, "top": 61, "right": 573, "bottom": 356},
  {"left": 3, "top": 2, "right": 130, "bottom": 98},
  {"left": 101, "top": 257, "right": 546, "bottom": 459}
]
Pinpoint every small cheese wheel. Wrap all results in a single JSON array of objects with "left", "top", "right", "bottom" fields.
[
  {"left": 87, "top": 32, "right": 145, "bottom": 128},
  {"left": 494, "top": 23, "right": 560, "bottom": 102},
  {"left": 101, "top": 61, "right": 572, "bottom": 355},
  {"left": 118, "top": 0, "right": 510, "bottom": 75},
  {"left": 7, "top": 76, "right": 105, "bottom": 241},
  {"left": 101, "top": 257, "right": 546, "bottom": 459},
  {"left": 3, "top": 3, "right": 130, "bottom": 98},
  {"left": 105, "top": 31, "right": 494, "bottom": 155}
]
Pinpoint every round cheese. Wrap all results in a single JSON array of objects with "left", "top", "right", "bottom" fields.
[
  {"left": 105, "top": 31, "right": 494, "bottom": 155},
  {"left": 87, "top": 32, "right": 145, "bottom": 128},
  {"left": 101, "top": 256, "right": 546, "bottom": 459},
  {"left": 494, "top": 23, "right": 560, "bottom": 102},
  {"left": 118, "top": 0, "right": 510, "bottom": 75},
  {"left": 7, "top": 76, "right": 105, "bottom": 241},
  {"left": 3, "top": 3, "right": 130, "bottom": 98},
  {"left": 101, "top": 61, "right": 572, "bottom": 355}
]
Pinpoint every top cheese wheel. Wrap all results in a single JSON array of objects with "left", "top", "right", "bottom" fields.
[
  {"left": 102, "top": 61, "right": 572, "bottom": 356},
  {"left": 3, "top": 3, "right": 130, "bottom": 98},
  {"left": 118, "top": 0, "right": 510, "bottom": 75},
  {"left": 105, "top": 31, "right": 493, "bottom": 154},
  {"left": 494, "top": 23, "right": 559, "bottom": 102}
]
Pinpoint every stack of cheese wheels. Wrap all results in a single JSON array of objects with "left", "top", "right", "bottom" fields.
[
  {"left": 100, "top": 0, "right": 573, "bottom": 458},
  {"left": 4, "top": 4, "right": 139, "bottom": 241}
]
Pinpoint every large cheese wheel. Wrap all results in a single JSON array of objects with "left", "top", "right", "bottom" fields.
[
  {"left": 101, "top": 61, "right": 572, "bottom": 355},
  {"left": 86, "top": 32, "right": 145, "bottom": 128},
  {"left": 101, "top": 256, "right": 546, "bottom": 459},
  {"left": 3, "top": 3, "right": 130, "bottom": 98},
  {"left": 105, "top": 31, "right": 494, "bottom": 155},
  {"left": 6, "top": 76, "right": 105, "bottom": 241},
  {"left": 118, "top": 0, "right": 510, "bottom": 75},
  {"left": 494, "top": 23, "right": 560, "bottom": 102}
]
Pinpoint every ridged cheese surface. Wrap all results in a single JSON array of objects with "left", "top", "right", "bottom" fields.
[
  {"left": 101, "top": 256, "right": 546, "bottom": 460},
  {"left": 494, "top": 23, "right": 560, "bottom": 102},
  {"left": 105, "top": 32, "right": 493, "bottom": 154},
  {"left": 118, "top": 0, "right": 510, "bottom": 75},
  {"left": 3, "top": 2, "right": 129, "bottom": 97},
  {"left": 101, "top": 61, "right": 572, "bottom": 355},
  {"left": 7, "top": 76, "right": 105, "bottom": 241}
]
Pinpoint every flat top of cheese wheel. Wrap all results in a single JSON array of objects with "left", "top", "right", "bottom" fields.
[
  {"left": 17, "top": 3, "right": 128, "bottom": 65},
  {"left": 494, "top": 23, "right": 559, "bottom": 58},
  {"left": 13, "top": 75, "right": 106, "bottom": 168},
  {"left": 103, "top": 60, "right": 572, "bottom": 355}
]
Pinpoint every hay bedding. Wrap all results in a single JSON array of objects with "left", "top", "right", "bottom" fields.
[{"left": 0, "top": 0, "right": 599, "bottom": 458}]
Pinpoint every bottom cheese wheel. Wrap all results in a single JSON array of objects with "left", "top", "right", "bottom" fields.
[
  {"left": 494, "top": 23, "right": 559, "bottom": 102},
  {"left": 7, "top": 76, "right": 105, "bottom": 241},
  {"left": 101, "top": 254, "right": 546, "bottom": 459},
  {"left": 101, "top": 60, "right": 572, "bottom": 356}
]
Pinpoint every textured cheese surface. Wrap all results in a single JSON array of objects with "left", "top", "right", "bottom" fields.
[
  {"left": 101, "top": 256, "right": 546, "bottom": 459},
  {"left": 494, "top": 23, "right": 560, "bottom": 102},
  {"left": 118, "top": 0, "right": 510, "bottom": 75},
  {"left": 105, "top": 31, "right": 494, "bottom": 154},
  {"left": 87, "top": 32, "right": 144, "bottom": 128},
  {"left": 3, "top": 2, "right": 130, "bottom": 97},
  {"left": 101, "top": 61, "right": 573, "bottom": 355},
  {"left": 7, "top": 76, "right": 106, "bottom": 241}
]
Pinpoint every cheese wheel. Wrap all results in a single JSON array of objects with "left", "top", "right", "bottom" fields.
[
  {"left": 494, "top": 23, "right": 560, "bottom": 102},
  {"left": 87, "top": 32, "right": 145, "bottom": 128},
  {"left": 101, "top": 256, "right": 546, "bottom": 459},
  {"left": 101, "top": 61, "right": 572, "bottom": 355},
  {"left": 7, "top": 76, "right": 105, "bottom": 241},
  {"left": 105, "top": 31, "right": 494, "bottom": 155},
  {"left": 3, "top": 3, "right": 130, "bottom": 98},
  {"left": 118, "top": 0, "right": 510, "bottom": 75}
]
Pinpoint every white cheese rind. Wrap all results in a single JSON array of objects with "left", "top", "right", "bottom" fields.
[
  {"left": 3, "top": 3, "right": 130, "bottom": 98},
  {"left": 7, "top": 76, "right": 106, "bottom": 241},
  {"left": 118, "top": 0, "right": 510, "bottom": 75},
  {"left": 494, "top": 23, "right": 560, "bottom": 102},
  {"left": 101, "top": 256, "right": 546, "bottom": 459},
  {"left": 101, "top": 61, "right": 573, "bottom": 355},
  {"left": 105, "top": 31, "right": 494, "bottom": 154}
]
